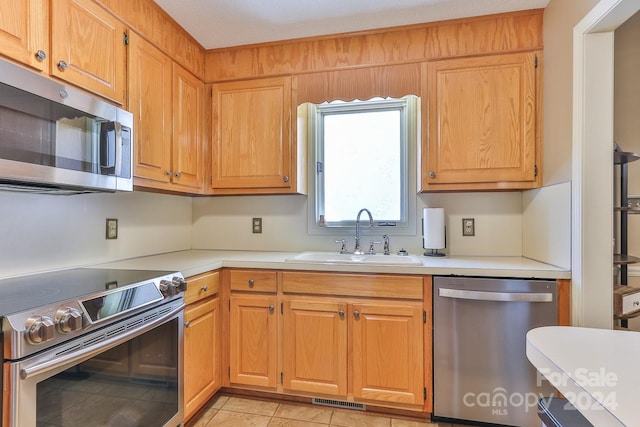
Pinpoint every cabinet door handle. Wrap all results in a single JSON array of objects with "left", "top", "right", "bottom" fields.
[
  {"left": 353, "top": 310, "right": 360, "bottom": 319},
  {"left": 429, "top": 171, "right": 436, "bottom": 179},
  {"left": 35, "top": 50, "right": 47, "bottom": 61},
  {"left": 248, "top": 279, "right": 254, "bottom": 288},
  {"left": 283, "top": 175, "right": 289, "bottom": 183},
  {"left": 269, "top": 305, "right": 275, "bottom": 313},
  {"left": 184, "top": 321, "right": 191, "bottom": 328},
  {"left": 166, "top": 171, "right": 173, "bottom": 177},
  {"left": 200, "top": 285, "right": 208, "bottom": 292},
  {"left": 175, "top": 172, "right": 182, "bottom": 178},
  {"left": 338, "top": 310, "right": 345, "bottom": 318},
  {"left": 57, "top": 60, "right": 68, "bottom": 71}
]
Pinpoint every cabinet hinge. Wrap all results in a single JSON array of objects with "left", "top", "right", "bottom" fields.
[
  {"left": 210, "top": 176, "right": 213, "bottom": 185},
  {"left": 123, "top": 32, "right": 129, "bottom": 46},
  {"left": 316, "top": 161, "right": 323, "bottom": 174},
  {"left": 280, "top": 372, "right": 284, "bottom": 384},
  {"left": 424, "top": 387, "right": 427, "bottom": 400},
  {"left": 281, "top": 302, "right": 284, "bottom": 315},
  {"left": 423, "top": 310, "right": 427, "bottom": 324},
  {"left": 228, "top": 366, "right": 231, "bottom": 378},
  {"left": 534, "top": 165, "right": 539, "bottom": 177},
  {"left": 534, "top": 55, "right": 538, "bottom": 68},
  {"left": 228, "top": 300, "right": 231, "bottom": 311}
]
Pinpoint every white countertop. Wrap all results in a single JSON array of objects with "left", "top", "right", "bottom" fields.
[
  {"left": 98, "top": 249, "right": 570, "bottom": 279},
  {"left": 527, "top": 326, "right": 640, "bottom": 426}
]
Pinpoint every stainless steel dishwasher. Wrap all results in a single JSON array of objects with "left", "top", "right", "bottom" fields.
[{"left": 433, "top": 276, "right": 558, "bottom": 427}]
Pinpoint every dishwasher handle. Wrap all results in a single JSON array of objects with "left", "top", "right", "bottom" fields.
[{"left": 438, "top": 287, "right": 553, "bottom": 302}]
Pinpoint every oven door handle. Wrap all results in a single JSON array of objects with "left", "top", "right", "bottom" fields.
[{"left": 20, "top": 303, "right": 183, "bottom": 380}]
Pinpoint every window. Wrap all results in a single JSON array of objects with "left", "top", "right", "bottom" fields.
[{"left": 305, "top": 96, "right": 418, "bottom": 233}]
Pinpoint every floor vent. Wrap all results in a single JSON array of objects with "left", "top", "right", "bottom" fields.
[{"left": 311, "top": 398, "right": 366, "bottom": 411}]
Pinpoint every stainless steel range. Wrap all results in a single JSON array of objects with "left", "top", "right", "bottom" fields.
[{"left": 0, "top": 268, "right": 186, "bottom": 427}]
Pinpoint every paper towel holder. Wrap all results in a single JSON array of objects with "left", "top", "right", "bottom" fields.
[
  {"left": 423, "top": 207, "right": 446, "bottom": 257},
  {"left": 425, "top": 248, "right": 446, "bottom": 257}
]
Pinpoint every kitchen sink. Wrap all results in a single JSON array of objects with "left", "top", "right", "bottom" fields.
[{"left": 286, "top": 251, "right": 423, "bottom": 266}]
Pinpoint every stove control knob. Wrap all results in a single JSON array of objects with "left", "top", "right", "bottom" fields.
[
  {"left": 25, "top": 315, "right": 55, "bottom": 344},
  {"left": 159, "top": 279, "right": 175, "bottom": 297},
  {"left": 172, "top": 276, "right": 187, "bottom": 293},
  {"left": 55, "top": 307, "right": 83, "bottom": 333}
]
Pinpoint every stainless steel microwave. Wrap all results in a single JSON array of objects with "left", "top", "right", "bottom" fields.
[{"left": 0, "top": 59, "right": 133, "bottom": 193}]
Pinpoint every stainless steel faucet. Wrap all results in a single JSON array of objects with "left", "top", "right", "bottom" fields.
[{"left": 354, "top": 208, "right": 373, "bottom": 255}]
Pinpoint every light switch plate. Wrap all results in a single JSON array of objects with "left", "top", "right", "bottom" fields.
[{"left": 106, "top": 218, "right": 118, "bottom": 239}]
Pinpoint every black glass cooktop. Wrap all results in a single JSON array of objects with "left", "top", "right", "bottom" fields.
[{"left": 0, "top": 268, "right": 177, "bottom": 317}]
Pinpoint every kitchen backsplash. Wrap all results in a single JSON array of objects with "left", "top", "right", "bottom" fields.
[
  {"left": 191, "top": 185, "right": 571, "bottom": 266},
  {"left": 0, "top": 181, "right": 571, "bottom": 278},
  {"left": 0, "top": 191, "right": 192, "bottom": 278}
]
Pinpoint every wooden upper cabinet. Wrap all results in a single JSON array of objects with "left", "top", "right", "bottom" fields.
[
  {"left": 129, "top": 32, "right": 205, "bottom": 193},
  {"left": 172, "top": 62, "right": 204, "bottom": 190},
  {"left": 129, "top": 33, "right": 172, "bottom": 184},
  {"left": 211, "top": 77, "right": 294, "bottom": 194},
  {"left": 50, "top": 0, "right": 126, "bottom": 104},
  {"left": 422, "top": 51, "right": 541, "bottom": 191},
  {"left": 0, "top": 0, "right": 49, "bottom": 72}
]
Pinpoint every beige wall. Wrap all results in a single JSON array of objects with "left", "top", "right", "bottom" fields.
[
  {"left": 1, "top": 3, "right": 602, "bottom": 279},
  {"left": 191, "top": 192, "right": 524, "bottom": 257},
  {"left": 522, "top": 182, "right": 571, "bottom": 269},
  {"left": 191, "top": 2, "right": 599, "bottom": 263},
  {"left": 542, "top": 0, "right": 600, "bottom": 185},
  {"left": 0, "top": 191, "right": 192, "bottom": 278}
]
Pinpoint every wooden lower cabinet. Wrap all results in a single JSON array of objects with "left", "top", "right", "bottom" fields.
[
  {"left": 184, "top": 296, "right": 221, "bottom": 421},
  {"left": 229, "top": 295, "right": 278, "bottom": 388},
  {"left": 282, "top": 298, "right": 348, "bottom": 396},
  {"left": 281, "top": 297, "right": 424, "bottom": 406},
  {"left": 224, "top": 270, "right": 428, "bottom": 412},
  {"left": 351, "top": 302, "right": 424, "bottom": 405}
]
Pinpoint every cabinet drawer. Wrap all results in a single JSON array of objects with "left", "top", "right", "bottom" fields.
[
  {"left": 282, "top": 272, "right": 423, "bottom": 300},
  {"left": 229, "top": 270, "right": 277, "bottom": 293},
  {"left": 185, "top": 271, "right": 220, "bottom": 305}
]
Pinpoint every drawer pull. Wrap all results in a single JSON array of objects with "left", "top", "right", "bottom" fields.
[
  {"left": 248, "top": 279, "right": 254, "bottom": 288},
  {"left": 201, "top": 285, "right": 208, "bottom": 292},
  {"left": 353, "top": 310, "right": 360, "bottom": 319},
  {"left": 269, "top": 305, "right": 275, "bottom": 313},
  {"left": 339, "top": 310, "right": 345, "bottom": 318}
]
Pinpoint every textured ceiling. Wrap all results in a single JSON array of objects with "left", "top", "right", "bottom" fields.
[{"left": 153, "top": 0, "right": 550, "bottom": 50}]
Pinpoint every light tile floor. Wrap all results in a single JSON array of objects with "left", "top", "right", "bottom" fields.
[{"left": 186, "top": 395, "right": 480, "bottom": 427}]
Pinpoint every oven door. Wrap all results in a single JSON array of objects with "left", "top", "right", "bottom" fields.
[{"left": 3, "top": 304, "right": 183, "bottom": 427}]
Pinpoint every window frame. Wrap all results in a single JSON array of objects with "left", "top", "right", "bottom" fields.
[{"left": 304, "top": 96, "right": 419, "bottom": 236}]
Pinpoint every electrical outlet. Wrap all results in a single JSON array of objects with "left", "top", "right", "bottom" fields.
[
  {"left": 462, "top": 218, "right": 475, "bottom": 236},
  {"left": 252, "top": 217, "right": 262, "bottom": 234},
  {"left": 106, "top": 218, "right": 118, "bottom": 239}
]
